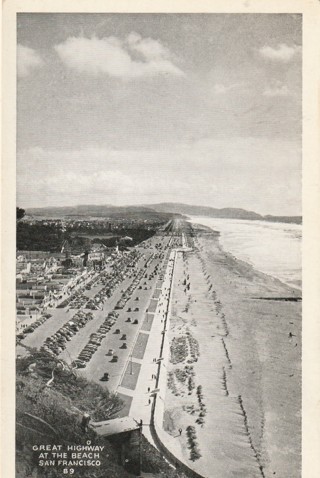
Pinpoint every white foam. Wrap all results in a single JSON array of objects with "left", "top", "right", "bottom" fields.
[{"left": 188, "top": 216, "right": 302, "bottom": 289}]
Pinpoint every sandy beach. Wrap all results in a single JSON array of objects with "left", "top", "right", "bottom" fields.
[{"left": 163, "top": 224, "right": 301, "bottom": 478}]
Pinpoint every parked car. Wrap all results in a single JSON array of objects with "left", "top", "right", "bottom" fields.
[{"left": 73, "top": 360, "right": 86, "bottom": 368}]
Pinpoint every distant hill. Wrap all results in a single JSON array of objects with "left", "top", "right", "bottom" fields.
[
  {"left": 27, "top": 204, "right": 154, "bottom": 217},
  {"left": 26, "top": 204, "right": 182, "bottom": 221},
  {"left": 146, "top": 202, "right": 262, "bottom": 219},
  {"left": 145, "top": 203, "right": 302, "bottom": 224},
  {"left": 263, "top": 215, "right": 302, "bottom": 224},
  {"left": 26, "top": 203, "right": 302, "bottom": 224}
]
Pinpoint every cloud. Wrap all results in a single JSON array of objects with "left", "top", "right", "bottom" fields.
[
  {"left": 54, "top": 33, "right": 184, "bottom": 79},
  {"left": 258, "top": 43, "right": 301, "bottom": 62},
  {"left": 17, "top": 139, "right": 301, "bottom": 215},
  {"left": 17, "top": 44, "right": 43, "bottom": 77},
  {"left": 213, "top": 83, "right": 243, "bottom": 95},
  {"left": 213, "top": 84, "right": 229, "bottom": 95},
  {"left": 263, "top": 83, "right": 290, "bottom": 97},
  {"left": 127, "top": 32, "right": 172, "bottom": 61}
]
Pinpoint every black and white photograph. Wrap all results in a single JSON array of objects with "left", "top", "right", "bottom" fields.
[{"left": 2, "top": 2, "right": 320, "bottom": 478}]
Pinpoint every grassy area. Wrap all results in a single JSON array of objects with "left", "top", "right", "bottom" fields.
[
  {"left": 120, "top": 361, "right": 141, "bottom": 390},
  {"left": 132, "top": 333, "right": 149, "bottom": 360},
  {"left": 141, "top": 314, "right": 154, "bottom": 332},
  {"left": 16, "top": 350, "right": 130, "bottom": 478}
]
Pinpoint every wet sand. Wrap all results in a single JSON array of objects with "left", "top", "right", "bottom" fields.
[{"left": 163, "top": 227, "right": 301, "bottom": 478}]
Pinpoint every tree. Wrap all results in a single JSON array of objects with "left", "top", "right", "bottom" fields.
[{"left": 17, "top": 207, "right": 26, "bottom": 221}]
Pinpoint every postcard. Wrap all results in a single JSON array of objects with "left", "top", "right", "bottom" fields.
[{"left": 1, "top": 1, "right": 320, "bottom": 477}]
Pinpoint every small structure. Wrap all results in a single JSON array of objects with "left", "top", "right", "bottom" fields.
[{"left": 91, "top": 417, "right": 142, "bottom": 476}]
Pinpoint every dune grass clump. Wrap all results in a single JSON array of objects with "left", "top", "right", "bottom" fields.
[
  {"left": 186, "top": 425, "right": 201, "bottom": 462},
  {"left": 174, "top": 368, "right": 188, "bottom": 384},
  {"left": 170, "top": 336, "right": 188, "bottom": 364},
  {"left": 196, "top": 385, "right": 203, "bottom": 402},
  {"left": 167, "top": 371, "right": 178, "bottom": 395},
  {"left": 187, "top": 375, "right": 195, "bottom": 394},
  {"left": 215, "top": 299, "right": 222, "bottom": 313},
  {"left": 184, "top": 404, "right": 196, "bottom": 415},
  {"left": 186, "top": 330, "right": 199, "bottom": 363},
  {"left": 222, "top": 367, "right": 229, "bottom": 396},
  {"left": 175, "top": 365, "right": 194, "bottom": 384},
  {"left": 170, "top": 366, "right": 195, "bottom": 396},
  {"left": 195, "top": 418, "right": 204, "bottom": 426},
  {"left": 195, "top": 385, "right": 206, "bottom": 426}
]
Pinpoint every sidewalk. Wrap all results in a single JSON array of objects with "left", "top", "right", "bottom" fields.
[{"left": 127, "top": 251, "right": 176, "bottom": 447}]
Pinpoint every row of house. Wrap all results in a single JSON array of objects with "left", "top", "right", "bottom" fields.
[{"left": 15, "top": 242, "right": 124, "bottom": 333}]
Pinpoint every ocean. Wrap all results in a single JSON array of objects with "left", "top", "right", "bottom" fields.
[{"left": 188, "top": 216, "right": 302, "bottom": 290}]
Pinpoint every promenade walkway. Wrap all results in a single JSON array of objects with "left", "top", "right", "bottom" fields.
[
  {"left": 123, "top": 245, "right": 205, "bottom": 476},
  {"left": 119, "top": 251, "right": 176, "bottom": 448}
]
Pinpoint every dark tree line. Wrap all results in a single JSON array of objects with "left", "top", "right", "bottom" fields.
[
  {"left": 17, "top": 207, "right": 26, "bottom": 220},
  {"left": 17, "top": 222, "right": 158, "bottom": 252}
]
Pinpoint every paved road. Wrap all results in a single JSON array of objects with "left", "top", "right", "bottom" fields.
[
  {"left": 20, "top": 235, "right": 174, "bottom": 399},
  {"left": 81, "top": 246, "right": 171, "bottom": 391}
]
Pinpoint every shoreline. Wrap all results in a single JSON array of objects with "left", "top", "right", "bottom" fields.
[
  {"left": 162, "top": 226, "right": 301, "bottom": 477},
  {"left": 188, "top": 217, "right": 302, "bottom": 293}
]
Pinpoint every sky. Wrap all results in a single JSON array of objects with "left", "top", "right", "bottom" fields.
[{"left": 17, "top": 13, "right": 302, "bottom": 215}]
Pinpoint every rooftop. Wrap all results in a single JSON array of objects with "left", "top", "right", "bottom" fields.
[{"left": 91, "top": 416, "right": 139, "bottom": 437}]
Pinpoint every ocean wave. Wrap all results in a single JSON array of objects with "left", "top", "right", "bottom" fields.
[{"left": 189, "top": 216, "right": 302, "bottom": 289}]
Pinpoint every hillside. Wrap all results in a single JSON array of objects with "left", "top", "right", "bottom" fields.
[
  {"left": 26, "top": 205, "right": 180, "bottom": 221},
  {"left": 147, "top": 202, "right": 262, "bottom": 220},
  {"left": 146, "top": 202, "right": 302, "bottom": 224},
  {"left": 25, "top": 203, "right": 302, "bottom": 224},
  {"left": 27, "top": 205, "right": 152, "bottom": 216},
  {"left": 16, "top": 350, "right": 186, "bottom": 478},
  {"left": 263, "top": 215, "right": 302, "bottom": 224}
]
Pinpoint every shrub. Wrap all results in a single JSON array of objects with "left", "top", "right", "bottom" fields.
[{"left": 186, "top": 426, "right": 201, "bottom": 461}]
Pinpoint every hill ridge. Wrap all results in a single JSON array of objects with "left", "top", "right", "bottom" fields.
[{"left": 26, "top": 203, "right": 302, "bottom": 224}]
